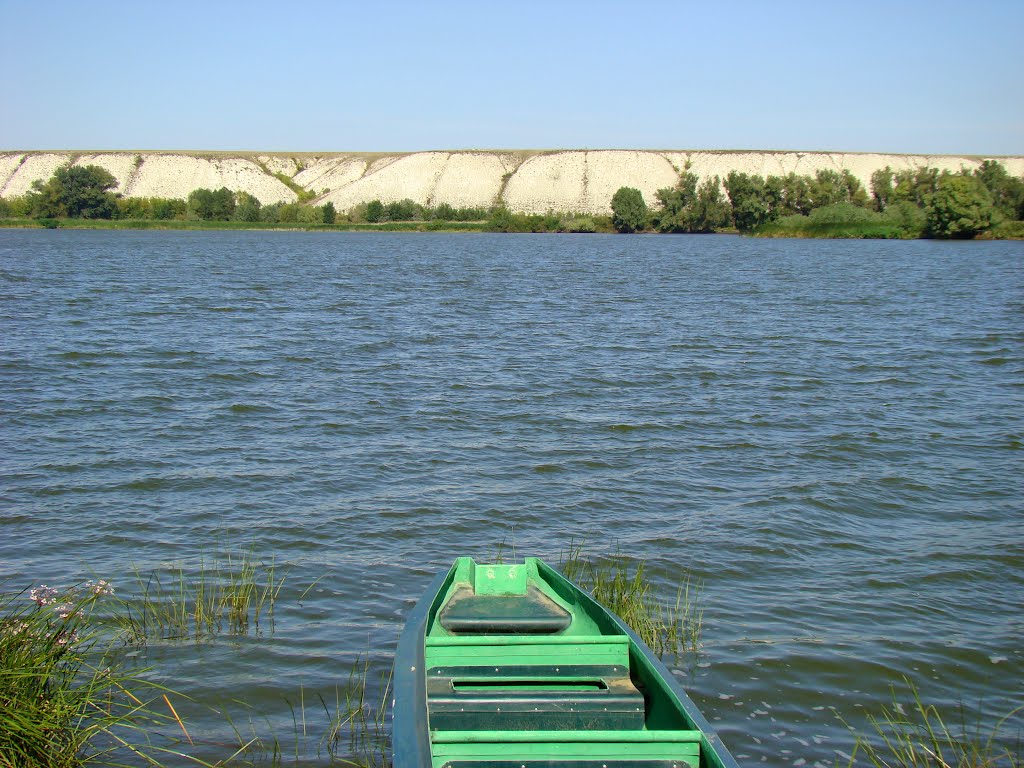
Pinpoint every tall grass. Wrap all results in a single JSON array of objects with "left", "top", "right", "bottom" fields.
[
  {"left": 849, "top": 680, "right": 1021, "bottom": 768},
  {"left": 0, "top": 582, "right": 184, "bottom": 767},
  {"left": 559, "top": 541, "right": 703, "bottom": 657},
  {"left": 116, "top": 550, "right": 288, "bottom": 643}
]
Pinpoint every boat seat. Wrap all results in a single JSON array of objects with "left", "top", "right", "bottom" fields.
[
  {"left": 426, "top": 666, "right": 646, "bottom": 731},
  {"left": 441, "top": 761, "right": 699, "bottom": 768},
  {"left": 439, "top": 586, "right": 571, "bottom": 635}
]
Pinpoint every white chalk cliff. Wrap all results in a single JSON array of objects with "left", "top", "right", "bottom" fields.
[{"left": 2, "top": 150, "right": 1021, "bottom": 215}]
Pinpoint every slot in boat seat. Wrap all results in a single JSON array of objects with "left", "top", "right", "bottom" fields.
[
  {"left": 426, "top": 665, "right": 646, "bottom": 731},
  {"left": 439, "top": 586, "right": 571, "bottom": 635}
]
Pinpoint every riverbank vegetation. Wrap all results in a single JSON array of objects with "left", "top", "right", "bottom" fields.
[
  {"left": 610, "top": 161, "right": 1024, "bottom": 239},
  {"left": 0, "top": 582, "right": 184, "bottom": 767},
  {"left": 4, "top": 159, "right": 1020, "bottom": 238}
]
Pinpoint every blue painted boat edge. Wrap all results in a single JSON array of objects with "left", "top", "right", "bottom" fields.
[
  {"left": 393, "top": 568, "right": 454, "bottom": 768},
  {"left": 534, "top": 559, "right": 742, "bottom": 768}
]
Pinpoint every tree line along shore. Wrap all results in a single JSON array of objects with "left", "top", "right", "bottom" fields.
[{"left": 2, "top": 160, "right": 1022, "bottom": 239}]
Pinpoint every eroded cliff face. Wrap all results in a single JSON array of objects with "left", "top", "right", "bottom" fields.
[{"left": 2, "top": 149, "right": 1021, "bottom": 214}]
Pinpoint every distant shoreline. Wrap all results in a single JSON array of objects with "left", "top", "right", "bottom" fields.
[{"left": 2, "top": 219, "right": 1021, "bottom": 239}]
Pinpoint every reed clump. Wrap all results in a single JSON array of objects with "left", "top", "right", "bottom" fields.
[
  {"left": 559, "top": 541, "right": 703, "bottom": 657},
  {"left": 0, "top": 581, "right": 181, "bottom": 767},
  {"left": 116, "top": 549, "right": 288, "bottom": 643},
  {"left": 849, "top": 679, "right": 1022, "bottom": 768}
]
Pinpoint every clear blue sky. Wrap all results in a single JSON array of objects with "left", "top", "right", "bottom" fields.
[{"left": 2, "top": 0, "right": 1021, "bottom": 155}]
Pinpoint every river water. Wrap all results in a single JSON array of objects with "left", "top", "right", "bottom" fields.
[{"left": 1, "top": 230, "right": 1021, "bottom": 766}]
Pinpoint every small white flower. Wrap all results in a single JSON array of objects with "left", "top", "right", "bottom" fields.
[
  {"left": 90, "top": 579, "right": 113, "bottom": 596},
  {"left": 30, "top": 585, "right": 58, "bottom": 606}
]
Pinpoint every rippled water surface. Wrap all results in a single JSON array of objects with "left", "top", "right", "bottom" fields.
[{"left": 1, "top": 230, "right": 1022, "bottom": 766}]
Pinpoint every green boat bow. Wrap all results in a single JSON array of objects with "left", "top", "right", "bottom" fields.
[{"left": 393, "top": 557, "right": 739, "bottom": 768}]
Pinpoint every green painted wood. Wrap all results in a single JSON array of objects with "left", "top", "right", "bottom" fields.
[
  {"left": 426, "top": 670, "right": 646, "bottom": 731},
  {"left": 440, "top": 586, "right": 571, "bottom": 634},
  {"left": 425, "top": 642, "right": 629, "bottom": 670},
  {"left": 439, "top": 760, "right": 697, "bottom": 768},
  {"left": 431, "top": 740, "right": 700, "bottom": 768},
  {"left": 430, "top": 730, "right": 705, "bottom": 743}
]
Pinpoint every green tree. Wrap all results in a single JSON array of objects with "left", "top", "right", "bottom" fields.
[
  {"left": 30, "top": 164, "right": 119, "bottom": 219},
  {"left": 926, "top": 173, "right": 994, "bottom": 238},
  {"left": 893, "top": 167, "right": 939, "bottom": 207},
  {"left": 653, "top": 173, "right": 697, "bottom": 232},
  {"left": 871, "top": 167, "right": 894, "bottom": 211},
  {"left": 610, "top": 187, "right": 648, "bottom": 233},
  {"left": 809, "top": 169, "right": 868, "bottom": 209},
  {"left": 151, "top": 198, "right": 186, "bottom": 220},
  {"left": 188, "top": 187, "right": 236, "bottom": 220},
  {"left": 724, "top": 172, "right": 770, "bottom": 232},
  {"left": 385, "top": 198, "right": 419, "bottom": 221},
  {"left": 974, "top": 160, "right": 1024, "bottom": 220},
  {"left": 692, "top": 176, "right": 732, "bottom": 232},
  {"left": 322, "top": 201, "right": 337, "bottom": 225},
  {"left": 654, "top": 173, "right": 730, "bottom": 233},
  {"left": 233, "top": 192, "right": 262, "bottom": 222},
  {"left": 365, "top": 199, "right": 385, "bottom": 223}
]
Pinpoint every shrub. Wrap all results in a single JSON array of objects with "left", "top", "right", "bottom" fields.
[
  {"left": 322, "top": 201, "right": 336, "bottom": 225},
  {"left": 365, "top": 200, "right": 385, "bottom": 223},
  {"left": 610, "top": 187, "right": 648, "bottom": 233},
  {"left": 926, "top": 174, "right": 994, "bottom": 238}
]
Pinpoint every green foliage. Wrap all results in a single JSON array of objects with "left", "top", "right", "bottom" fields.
[
  {"left": 151, "top": 198, "right": 186, "bottom": 220},
  {"left": 427, "top": 202, "right": 488, "bottom": 221},
  {"left": 763, "top": 173, "right": 814, "bottom": 217},
  {"left": 653, "top": 173, "right": 730, "bottom": 233},
  {"left": 0, "top": 583, "right": 176, "bottom": 766},
  {"left": 233, "top": 191, "right": 262, "bottom": 222},
  {"left": 276, "top": 202, "right": 302, "bottom": 224},
  {"left": 322, "top": 201, "right": 337, "bottom": 225},
  {"left": 724, "top": 172, "right": 771, "bottom": 232},
  {"left": 926, "top": 173, "right": 994, "bottom": 238},
  {"left": 273, "top": 171, "right": 316, "bottom": 203},
  {"left": 893, "top": 166, "right": 940, "bottom": 207},
  {"left": 880, "top": 200, "right": 927, "bottom": 238},
  {"left": 758, "top": 202, "right": 923, "bottom": 239},
  {"left": 296, "top": 205, "right": 322, "bottom": 224},
  {"left": 385, "top": 198, "right": 419, "bottom": 221},
  {"left": 610, "top": 186, "right": 648, "bottom": 233},
  {"left": 871, "top": 167, "right": 895, "bottom": 211},
  {"left": 808, "top": 169, "right": 869, "bottom": 209},
  {"left": 988, "top": 219, "right": 1024, "bottom": 239},
  {"left": 975, "top": 160, "right": 1024, "bottom": 220},
  {"left": 29, "top": 164, "right": 119, "bottom": 219},
  {"left": 187, "top": 186, "right": 236, "bottom": 221},
  {"left": 365, "top": 199, "right": 385, "bottom": 223}
]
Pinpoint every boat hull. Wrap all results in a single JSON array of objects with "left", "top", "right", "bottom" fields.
[{"left": 393, "top": 558, "right": 739, "bottom": 768}]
